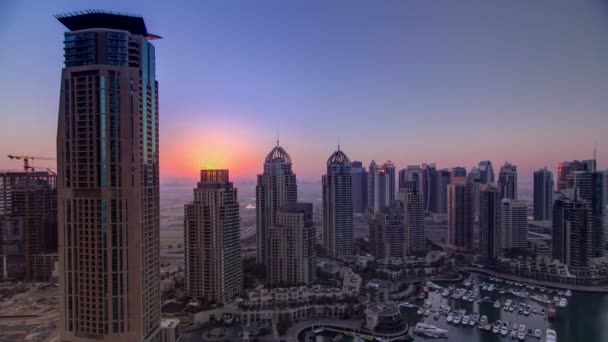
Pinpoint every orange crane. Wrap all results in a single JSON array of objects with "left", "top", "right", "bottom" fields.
[{"left": 6, "top": 155, "right": 55, "bottom": 281}]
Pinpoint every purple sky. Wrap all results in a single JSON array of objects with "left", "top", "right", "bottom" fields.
[{"left": 1, "top": 0, "right": 607, "bottom": 183}]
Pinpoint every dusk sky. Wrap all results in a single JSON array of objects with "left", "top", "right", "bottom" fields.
[{"left": 1, "top": 0, "right": 607, "bottom": 183}]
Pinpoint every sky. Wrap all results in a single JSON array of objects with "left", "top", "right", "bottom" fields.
[{"left": 1, "top": 0, "right": 607, "bottom": 184}]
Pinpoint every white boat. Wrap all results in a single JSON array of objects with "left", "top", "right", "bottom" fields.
[
  {"left": 462, "top": 315, "right": 470, "bottom": 325},
  {"left": 500, "top": 322, "right": 509, "bottom": 336},
  {"left": 492, "top": 321, "right": 501, "bottom": 334},
  {"left": 469, "top": 319, "right": 476, "bottom": 327},
  {"left": 414, "top": 323, "right": 448, "bottom": 338},
  {"left": 417, "top": 308, "right": 425, "bottom": 315},
  {"left": 446, "top": 312, "right": 454, "bottom": 323},
  {"left": 434, "top": 312, "right": 440, "bottom": 320},
  {"left": 510, "top": 330, "right": 518, "bottom": 339},
  {"left": 480, "top": 315, "right": 488, "bottom": 325},
  {"left": 546, "top": 329, "right": 557, "bottom": 342},
  {"left": 512, "top": 323, "right": 519, "bottom": 331},
  {"left": 559, "top": 298, "right": 568, "bottom": 307},
  {"left": 442, "top": 289, "right": 450, "bottom": 297},
  {"left": 553, "top": 296, "right": 559, "bottom": 302},
  {"left": 424, "top": 309, "right": 431, "bottom": 317},
  {"left": 453, "top": 313, "right": 462, "bottom": 325},
  {"left": 530, "top": 294, "right": 552, "bottom": 304},
  {"left": 534, "top": 329, "right": 542, "bottom": 338},
  {"left": 494, "top": 300, "right": 501, "bottom": 308},
  {"left": 517, "top": 330, "right": 526, "bottom": 340},
  {"left": 565, "top": 290, "right": 572, "bottom": 297},
  {"left": 488, "top": 284, "right": 495, "bottom": 292}
]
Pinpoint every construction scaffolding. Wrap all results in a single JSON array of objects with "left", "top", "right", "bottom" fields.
[{"left": 0, "top": 170, "right": 57, "bottom": 281}]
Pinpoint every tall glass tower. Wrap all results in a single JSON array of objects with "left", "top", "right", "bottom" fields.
[
  {"left": 56, "top": 11, "right": 161, "bottom": 341},
  {"left": 322, "top": 147, "right": 353, "bottom": 258}
]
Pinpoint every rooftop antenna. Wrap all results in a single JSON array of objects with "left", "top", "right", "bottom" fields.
[
  {"left": 593, "top": 141, "right": 597, "bottom": 160},
  {"left": 338, "top": 136, "right": 341, "bottom": 151},
  {"left": 276, "top": 129, "right": 280, "bottom": 147}
]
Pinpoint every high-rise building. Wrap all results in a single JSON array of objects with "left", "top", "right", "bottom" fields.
[
  {"left": 56, "top": 11, "right": 161, "bottom": 340},
  {"left": 533, "top": 168, "right": 554, "bottom": 221},
  {"left": 369, "top": 201, "right": 405, "bottom": 259},
  {"left": 553, "top": 189, "right": 593, "bottom": 268},
  {"left": 0, "top": 171, "right": 57, "bottom": 281},
  {"left": 256, "top": 141, "right": 297, "bottom": 265},
  {"left": 367, "top": 160, "right": 395, "bottom": 213},
  {"left": 351, "top": 161, "right": 368, "bottom": 214},
  {"left": 398, "top": 188, "right": 425, "bottom": 255},
  {"left": 498, "top": 162, "right": 518, "bottom": 200},
  {"left": 447, "top": 182, "right": 473, "bottom": 251},
  {"left": 434, "top": 169, "right": 451, "bottom": 214},
  {"left": 398, "top": 165, "right": 423, "bottom": 194},
  {"left": 478, "top": 160, "right": 495, "bottom": 185},
  {"left": 467, "top": 168, "right": 481, "bottom": 220},
  {"left": 322, "top": 147, "right": 353, "bottom": 258},
  {"left": 184, "top": 170, "right": 242, "bottom": 304},
  {"left": 557, "top": 160, "right": 595, "bottom": 190},
  {"left": 500, "top": 199, "right": 528, "bottom": 250},
  {"left": 479, "top": 185, "right": 500, "bottom": 263},
  {"left": 565, "top": 170, "right": 604, "bottom": 257},
  {"left": 422, "top": 163, "right": 437, "bottom": 212},
  {"left": 451, "top": 167, "right": 467, "bottom": 179},
  {"left": 267, "top": 203, "right": 316, "bottom": 286}
]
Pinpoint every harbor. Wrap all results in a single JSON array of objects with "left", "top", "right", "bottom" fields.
[{"left": 306, "top": 272, "right": 608, "bottom": 341}]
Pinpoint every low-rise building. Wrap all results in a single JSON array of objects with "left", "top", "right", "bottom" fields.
[
  {"left": 496, "top": 256, "right": 608, "bottom": 286},
  {"left": 364, "top": 302, "right": 406, "bottom": 334},
  {"left": 160, "top": 318, "right": 181, "bottom": 342}
]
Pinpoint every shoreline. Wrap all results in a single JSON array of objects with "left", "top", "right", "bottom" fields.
[{"left": 460, "top": 267, "right": 608, "bottom": 293}]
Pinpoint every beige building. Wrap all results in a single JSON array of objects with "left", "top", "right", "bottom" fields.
[
  {"left": 267, "top": 203, "right": 316, "bottom": 286},
  {"left": 447, "top": 181, "right": 474, "bottom": 252},
  {"left": 184, "top": 170, "right": 242, "bottom": 304},
  {"left": 56, "top": 11, "right": 161, "bottom": 341}
]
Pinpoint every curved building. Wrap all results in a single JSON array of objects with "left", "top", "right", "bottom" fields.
[
  {"left": 323, "top": 147, "right": 353, "bottom": 257},
  {"left": 256, "top": 141, "right": 297, "bottom": 265}
]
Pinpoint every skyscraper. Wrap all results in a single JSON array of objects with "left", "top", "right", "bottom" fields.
[
  {"left": 256, "top": 141, "right": 297, "bottom": 265},
  {"left": 479, "top": 185, "right": 500, "bottom": 263},
  {"left": 369, "top": 201, "right": 405, "bottom": 259},
  {"left": 533, "top": 168, "right": 554, "bottom": 221},
  {"left": 398, "top": 188, "right": 426, "bottom": 255},
  {"left": 351, "top": 161, "right": 368, "bottom": 214},
  {"left": 322, "top": 147, "right": 353, "bottom": 258},
  {"left": 434, "top": 169, "right": 451, "bottom": 214},
  {"left": 184, "top": 170, "right": 242, "bottom": 304},
  {"left": 467, "top": 168, "right": 481, "bottom": 220},
  {"left": 422, "top": 163, "right": 437, "bottom": 212},
  {"left": 367, "top": 160, "right": 395, "bottom": 213},
  {"left": 398, "top": 165, "right": 423, "bottom": 194},
  {"left": 267, "top": 203, "right": 316, "bottom": 286},
  {"left": 478, "top": 160, "right": 495, "bottom": 185},
  {"left": 451, "top": 166, "right": 467, "bottom": 179},
  {"left": 557, "top": 159, "right": 595, "bottom": 190},
  {"left": 447, "top": 182, "right": 473, "bottom": 251},
  {"left": 498, "top": 162, "right": 518, "bottom": 200},
  {"left": 553, "top": 189, "right": 593, "bottom": 268},
  {"left": 0, "top": 171, "right": 57, "bottom": 281},
  {"left": 56, "top": 11, "right": 161, "bottom": 340},
  {"left": 500, "top": 199, "right": 528, "bottom": 250},
  {"left": 565, "top": 170, "right": 604, "bottom": 257}
]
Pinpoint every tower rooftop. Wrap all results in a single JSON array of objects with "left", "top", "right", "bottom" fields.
[{"left": 55, "top": 10, "right": 161, "bottom": 40}]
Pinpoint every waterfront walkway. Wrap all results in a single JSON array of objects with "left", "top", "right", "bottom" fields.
[
  {"left": 460, "top": 267, "right": 608, "bottom": 293},
  {"left": 284, "top": 319, "right": 411, "bottom": 342}
]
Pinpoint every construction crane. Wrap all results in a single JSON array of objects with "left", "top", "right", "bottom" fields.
[{"left": 6, "top": 155, "right": 55, "bottom": 281}]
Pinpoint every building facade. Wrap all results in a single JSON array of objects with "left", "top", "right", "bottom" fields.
[
  {"left": 0, "top": 171, "right": 57, "bottom": 281},
  {"left": 500, "top": 199, "right": 528, "bottom": 250},
  {"left": 422, "top": 163, "right": 437, "bottom": 212},
  {"left": 267, "top": 203, "right": 316, "bottom": 286},
  {"left": 479, "top": 185, "right": 500, "bottom": 263},
  {"left": 498, "top": 162, "right": 518, "bottom": 200},
  {"left": 533, "top": 168, "right": 554, "bottom": 221},
  {"left": 553, "top": 190, "right": 593, "bottom": 268},
  {"left": 256, "top": 141, "right": 297, "bottom": 265},
  {"left": 367, "top": 161, "right": 395, "bottom": 213},
  {"left": 350, "top": 161, "right": 368, "bottom": 214},
  {"left": 369, "top": 202, "right": 405, "bottom": 259},
  {"left": 447, "top": 183, "right": 473, "bottom": 251},
  {"left": 478, "top": 160, "right": 495, "bottom": 185},
  {"left": 557, "top": 159, "right": 595, "bottom": 191},
  {"left": 56, "top": 11, "right": 161, "bottom": 340},
  {"left": 322, "top": 148, "right": 353, "bottom": 258},
  {"left": 565, "top": 169, "right": 604, "bottom": 257},
  {"left": 398, "top": 188, "right": 425, "bottom": 255},
  {"left": 434, "top": 169, "right": 451, "bottom": 214},
  {"left": 184, "top": 170, "right": 242, "bottom": 304}
]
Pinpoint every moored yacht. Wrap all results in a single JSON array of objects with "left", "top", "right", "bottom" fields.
[
  {"left": 565, "top": 289, "right": 572, "bottom": 297},
  {"left": 558, "top": 298, "right": 568, "bottom": 307},
  {"left": 446, "top": 312, "right": 454, "bottom": 323},
  {"left": 500, "top": 322, "right": 509, "bottom": 336},
  {"left": 414, "top": 323, "right": 448, "bottom": 338},
  {"left": 494, "top": 300, "right": 501, "bottom": 308},
  {"left": 546, "top": 329, "right": 557, "bottom": 342},
  {"left": 534, "top": 329, "right": 542, "bottom": 339},
  {"left": 492, "top": 320, "right": 501, "bottom": 334}
]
